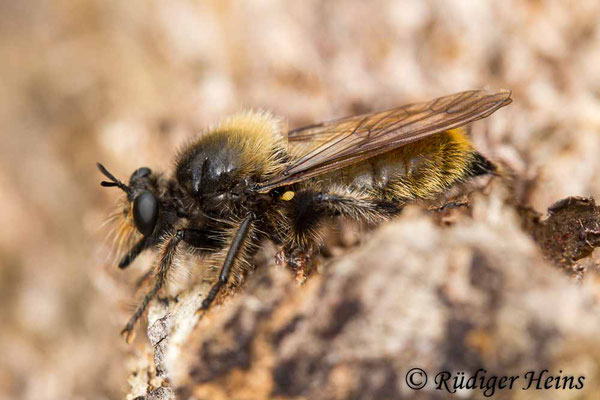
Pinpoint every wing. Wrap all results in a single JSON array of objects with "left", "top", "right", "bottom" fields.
[{"left": 256, "top": 89, "right": 511, "bottom": 192}]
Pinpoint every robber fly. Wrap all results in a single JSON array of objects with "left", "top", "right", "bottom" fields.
[{"left": 98, "top": 89, "right": 512, "bottom": 342}]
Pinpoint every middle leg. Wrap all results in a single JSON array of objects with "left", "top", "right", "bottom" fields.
[{"left": 197, "top": 212, "right": 256, "bottom": 312}]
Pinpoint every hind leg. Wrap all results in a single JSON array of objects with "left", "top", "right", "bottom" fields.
[{"left": 279, "top": 188, "right": 401, "bottom": 279}]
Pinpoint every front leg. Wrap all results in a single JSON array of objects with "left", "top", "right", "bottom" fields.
[
  {"left": 118, "top": 237, "right": 150, "bottom": 269},
  {"left": 121, "top": 230, "right": 183, "bottom": 343},
  {"left": 121, "top": 225, "right": 227, "bottom": 343}
]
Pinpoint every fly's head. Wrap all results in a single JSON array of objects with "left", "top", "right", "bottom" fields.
[{"left": 97, "top": 163, "right": 165, "bottom": 247}]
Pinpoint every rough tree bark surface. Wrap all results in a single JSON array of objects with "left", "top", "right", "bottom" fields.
[
  {"left": 520, "top": 196, "right": 600, "bottom": 273},
  {"left": 123, "top": 184, "right": 600, "bottom": 400}
]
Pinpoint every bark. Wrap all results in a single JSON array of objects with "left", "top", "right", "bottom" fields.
[
  {"left": 520, "top": 196, "right": 600, "bottom": 273},
  {"left": 126, "top": 191, "right": 600, "bottom": 400}
]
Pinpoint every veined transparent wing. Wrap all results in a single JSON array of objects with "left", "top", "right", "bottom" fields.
[{"left": 256, "top": 89, "right": 511, "bottom": 192}]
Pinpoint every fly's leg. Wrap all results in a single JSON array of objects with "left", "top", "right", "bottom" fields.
[
  {"left": 275, "top": 245, "right": 317, "bottom": 283},
  {"left": 433, "top": 200, "right": 469, "bottom": 212},
  {"left": 118, "top": 237, "right": 149, "bottom": 269},
  {"left": 197, "top": 212, "right": 255, "bottom": 312},
  {"left": 312, "top": 190, "right": 402, "bottom": 221},
  {"left": 134, "top": 268, "right": 154, "bottom": 289},
  {"left": 121, "top": 226, "right": 226, "bottom": 343},
  {"left": 286, "top": 188, "right": 402, "bottom": 243},
  {"left": 121, "top": 230, "right": 183, "bottom": 343},
  {"left": 282, "top": 188, "right": 402, "bottom": 279}
]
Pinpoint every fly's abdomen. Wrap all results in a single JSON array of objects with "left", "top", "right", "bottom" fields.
[{"left": 316, "top": 128, "right": 491, "bottom": 202}]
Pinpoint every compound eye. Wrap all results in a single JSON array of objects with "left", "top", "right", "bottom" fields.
[
  {"left": 130, "top": 167, "right": 152, "bottom": 184},
  {"left": 132, "top": 191, "right": 159, "bottom": 236}
]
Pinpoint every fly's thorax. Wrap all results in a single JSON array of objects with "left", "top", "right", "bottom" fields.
[
  {"left": 175, "top": 136, "right": 240, "bottom": 197},
  {"left": 175, "top": 111, "right": 288, "bottom": 202}
]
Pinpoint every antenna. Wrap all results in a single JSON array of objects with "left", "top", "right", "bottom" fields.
[{"left": 97, "top": 162, "right": 132, "bottom": 196}]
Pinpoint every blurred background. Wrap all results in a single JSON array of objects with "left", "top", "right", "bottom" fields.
[{"left": 1, "top": 0, "right": 600, "bottom": 398}]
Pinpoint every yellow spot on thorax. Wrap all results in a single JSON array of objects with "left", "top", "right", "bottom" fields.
[{"left": 280, "top": 191, "right": 295, "bottom": 201}]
